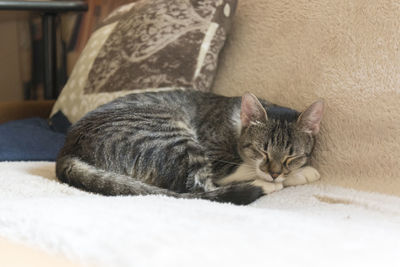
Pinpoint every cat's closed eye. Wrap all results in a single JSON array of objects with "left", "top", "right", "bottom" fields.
[{"left": 284, "top": 155, "right": 307, "bottom": 170}]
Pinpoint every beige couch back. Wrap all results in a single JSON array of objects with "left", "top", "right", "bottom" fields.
[{"left": 214, "top": 0, "right": 400, "bottom": 195}]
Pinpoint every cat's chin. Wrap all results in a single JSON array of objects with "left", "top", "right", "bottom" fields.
[{"left": 256, "top": 168, "right": 286, "bottom": 183}]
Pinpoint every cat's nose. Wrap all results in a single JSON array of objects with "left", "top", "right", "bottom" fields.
[{"left": 270, "top": 172, "right": 281, "bottom": 179}]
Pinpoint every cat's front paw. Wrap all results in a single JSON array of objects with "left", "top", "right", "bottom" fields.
[
  {"left": 283, "top": 166, "right": 321, "bottom": 187},
  {"left": 252, "top": 180, "right": 283, "bottom": 194}
]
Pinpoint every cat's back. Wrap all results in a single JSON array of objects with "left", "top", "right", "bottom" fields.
[
  {"left": 59, "top": 90, "right": 227, "bottom": 156},
  {"left": 91, "top": 89, "right": 223, "bottom": 114},
  {"left": 85, "top": 89, "right": 236, "bottom": 125}
]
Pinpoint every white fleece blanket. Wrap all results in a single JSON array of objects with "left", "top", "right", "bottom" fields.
[{"left": 1, "top": 162, "right": 400, "bottom": 267}]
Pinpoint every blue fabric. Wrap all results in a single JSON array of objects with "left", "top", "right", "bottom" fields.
[
  {"left": 0, "top": 117, "right": 68, "bottom": 161},
  {"left": 49, "top": 110, "right": 71, "bottom": 134}
]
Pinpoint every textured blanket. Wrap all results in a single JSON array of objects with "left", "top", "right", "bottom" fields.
[
  {"left": 1, "top": 162, "right": 400, "bottom": 267},
  {"left": 213, "top": 0, "right": 400, "bottom": 195}
]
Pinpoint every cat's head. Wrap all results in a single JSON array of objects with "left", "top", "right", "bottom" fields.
[{"left": 238, "top": 93, "right": 324, "bottom": 183}]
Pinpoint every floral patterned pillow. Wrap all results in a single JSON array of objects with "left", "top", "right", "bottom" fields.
[{"left": 51, "top": 0, "right": 237, "bottom": 123}]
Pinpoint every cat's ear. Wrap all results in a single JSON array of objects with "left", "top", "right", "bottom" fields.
[
  {"left": 240, "top": 93, "right": 268, "bottom": 128},
  {"left": 297, "top": 100, "right": 324, "bottom": 135}
]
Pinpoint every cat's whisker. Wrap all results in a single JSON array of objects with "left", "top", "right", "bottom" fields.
[{"left": 211, "top": 159, "right": 242, "bottom": 166}]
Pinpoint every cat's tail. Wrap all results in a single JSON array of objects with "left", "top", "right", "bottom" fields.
[{"left": 56, "top": 157, "right": 264, "bottom": 205}]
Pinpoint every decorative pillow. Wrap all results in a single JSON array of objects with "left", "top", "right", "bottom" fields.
[{"left": 51, "top": 0, "right": 237, "bottom": 123}]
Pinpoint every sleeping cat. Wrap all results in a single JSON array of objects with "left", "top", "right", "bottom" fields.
[{"left": 56, "top": 90, "right": 323, "bottom": 205}]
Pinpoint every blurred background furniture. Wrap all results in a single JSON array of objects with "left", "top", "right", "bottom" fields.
[
  {"left": 0, "top": 0, "right": 132, "bottom": 123},
  {"left": 0, "top": 1, "right": 87, "bottom": 100}
]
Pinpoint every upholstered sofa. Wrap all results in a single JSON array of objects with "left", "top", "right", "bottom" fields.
[{"left": 1, "top": 0, "right": 400, "bottom": 266}]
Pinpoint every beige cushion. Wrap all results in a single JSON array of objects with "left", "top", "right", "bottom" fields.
[
  {"left": 51, "top": 0, "right": 237, "bottom": 123},
  {"left": 213, "top": 0, "right": 400, "bottom": 195}
]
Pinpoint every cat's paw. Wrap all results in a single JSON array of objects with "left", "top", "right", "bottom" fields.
[
  {"left": 252, "top": 180, "right": 283, "bottom": 194},
  {"left": 283, "top": 166, "right": 320, "bottom": 187}
]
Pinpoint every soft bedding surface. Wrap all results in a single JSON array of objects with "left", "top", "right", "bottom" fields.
[{"left": 1, "top": 162, "right": 400, "bottom": 267}]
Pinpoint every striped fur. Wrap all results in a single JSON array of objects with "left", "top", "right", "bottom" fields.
[{"left": 56, "top": 90, "right": 323, "bottom": 205}]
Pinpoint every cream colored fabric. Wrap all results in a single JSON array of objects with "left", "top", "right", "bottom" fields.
[
  {"left": 213, "top": 0, "right": 400, "bottom": 195},
  {"left": 1, "top": 162, "right": 400, "bottom": 266},
  {"left": 0, "top": 237, "right": 80, "bottom": 267}
]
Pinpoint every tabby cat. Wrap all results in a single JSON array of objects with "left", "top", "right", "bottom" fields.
[{"left": 56, "top": 90, "right": 323, "bottom": 205}]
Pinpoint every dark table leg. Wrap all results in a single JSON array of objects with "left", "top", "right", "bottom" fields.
[{"left": 42, "top": 12, "right": 57, "bottom": 100}]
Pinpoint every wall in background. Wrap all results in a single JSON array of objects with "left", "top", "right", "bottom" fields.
[{"left": 0, "top": 14, "right": 24, "bottom": 102}]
